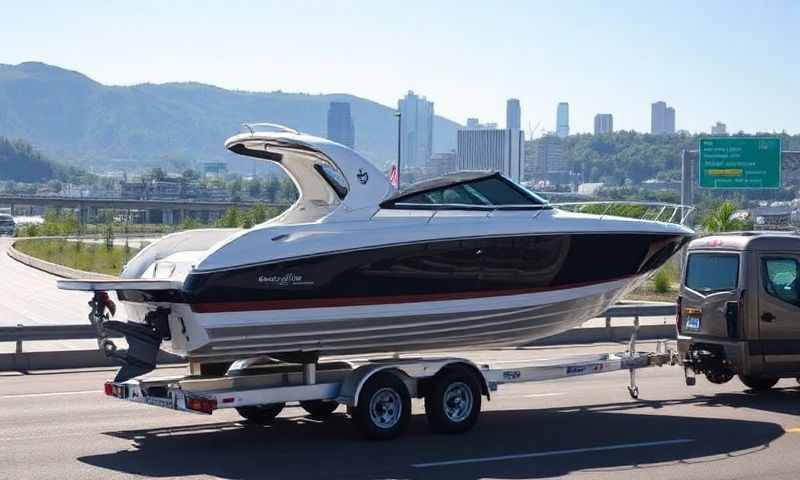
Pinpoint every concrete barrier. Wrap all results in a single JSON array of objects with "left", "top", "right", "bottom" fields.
[{"left": 7, "top": 240, "right": 117, "bottom": 279}]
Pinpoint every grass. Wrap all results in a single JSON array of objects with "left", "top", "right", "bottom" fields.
[
  {"left": 623, "top": 256, "right": 681, "bottom": 303},
  {"left": 14, "top": 239, "right": 139, "bottom": 276}
]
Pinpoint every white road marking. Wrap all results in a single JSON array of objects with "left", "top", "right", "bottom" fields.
[
  {"left": 411, "top": 438, "right": 694, "bottom": 468},
  {"left": 0, "top": 390, "right": 102, "bottom": 399},
  {"left": 523, "top": 392, "right": 566, "bottom": 398}
]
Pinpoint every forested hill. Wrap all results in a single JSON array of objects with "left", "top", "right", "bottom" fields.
[
  {"left": 0, "top": 137, "right": 58, "bottom": 182},
  {"left": 0, "top": 62, "right": 462, "bottom": 172},
  {"left": 551, "top": 131, "right": 800, "bottom": 186}
]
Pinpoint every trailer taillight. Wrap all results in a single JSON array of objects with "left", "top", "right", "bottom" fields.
[
  {"left": 104, "top": 382, "right": 128, "bottom": 398},
  {"left": 187, "top": 397, "right": 217, "bottom": 414},
  {"left": 675, "top": 296, "right": 683, "bottom": 334}
]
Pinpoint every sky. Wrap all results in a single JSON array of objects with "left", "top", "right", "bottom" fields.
[{"left": 1, "top": 0, "right": 798, "bottom": 135}]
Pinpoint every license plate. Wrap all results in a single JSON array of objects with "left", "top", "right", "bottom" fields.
[{"left": 685, "top": 316, "right": 701, "bottom": 330}]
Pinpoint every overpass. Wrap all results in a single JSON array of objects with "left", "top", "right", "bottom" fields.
[{"left": 0, "top": 194, "right": 289, "bottom": 224}]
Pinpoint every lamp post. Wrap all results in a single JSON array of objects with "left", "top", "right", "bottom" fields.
[{"left": 394, "top": 111, "right": 402, "bottom": 188}]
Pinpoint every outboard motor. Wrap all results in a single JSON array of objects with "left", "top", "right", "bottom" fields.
[{"left": 89, "top": 292, "right": 168, "bottom": 382}]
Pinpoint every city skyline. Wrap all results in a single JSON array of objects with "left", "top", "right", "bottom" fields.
[{"left": 1, "top": 1, "right": 797, "bottom": 135}]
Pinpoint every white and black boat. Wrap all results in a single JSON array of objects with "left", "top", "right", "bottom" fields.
[{"left": 58, "top": 124, "right": 693, "bottom": 381}]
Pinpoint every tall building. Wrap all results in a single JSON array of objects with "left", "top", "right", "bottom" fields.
[
  {"left": 326, "top": 102, "right": 355, "bottom": 148},
  {"left": 457, "top": 128, "right": 524, "bottom": 182},
  {"left": 593, "top": 114, "right": 614, "bottom": 135},
  {"left": 651, "top": 101, "right": 676, "bottom": 135},
  {"left": 711, "top": 121, "right": 727, "bottom": 135},
  {"left": 531, "top": 134, "right": 564, "bottom": 173},
  {"left": 398, "top": 91, "right": 434, "bottom": 169},
  {"left": 556, "top": 102, "right": 569, "bottom": 139},
  {"left": 665, "top": 107, "right": 676, "bottom": 134},
  {"left": 506, "top": 98, "right": 521, "bottom": 130}
]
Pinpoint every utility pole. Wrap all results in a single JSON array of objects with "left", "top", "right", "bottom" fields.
[
  {"left": 680, "top": 149, "right": 696, "bottom": 268},
  {"left": 394, "top": 111, "right": 402, "bottom": 188}
]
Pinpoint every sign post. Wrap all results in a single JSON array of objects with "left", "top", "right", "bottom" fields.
[{"left": 698, "top": 137, "right": 781, "bottom": 189}]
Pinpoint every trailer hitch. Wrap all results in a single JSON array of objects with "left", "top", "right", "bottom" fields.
[{"left": 88, "top": 292, "right": 165, "bottom": 382}]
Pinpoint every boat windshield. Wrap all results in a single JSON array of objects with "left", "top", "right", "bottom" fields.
[{"left": 382, "top": 174, "right": 549, "bottom": 210}]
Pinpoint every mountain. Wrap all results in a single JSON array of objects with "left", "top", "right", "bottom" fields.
[{"left": 0, "top": 62, "right": 462, "bottom": 173}]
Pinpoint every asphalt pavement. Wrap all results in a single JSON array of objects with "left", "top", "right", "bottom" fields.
[
  {"left": 2, "top": 342, "right": 800, "bottom": 480},
  {"left": 0, "top": 238, "right": 89, "bottom": 327}
]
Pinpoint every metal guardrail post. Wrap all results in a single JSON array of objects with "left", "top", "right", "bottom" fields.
[{"left": 16, "top": 324, "right": 23, "bottom": 354}]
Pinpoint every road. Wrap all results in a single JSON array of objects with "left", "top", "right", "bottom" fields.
[
  {"left": 0, "top": 238, "right": 89, "bottom": 327},
  {"left": 2, "top": 342, "right": 799, "bottom": 479}
]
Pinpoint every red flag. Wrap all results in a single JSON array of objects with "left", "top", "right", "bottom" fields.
[{"left": 389, "top": 164, "right": 398, "bottom": 188}]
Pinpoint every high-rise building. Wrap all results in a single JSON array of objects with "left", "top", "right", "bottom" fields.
[
  {"left": 398, "top": 91, "right": 434, "bottom": 169},
  {"left": 556, "top": 102, "right": 569, "bottom": 139},
  {"left": 665, "top": 107, "right": 676, "bottom": 134},
  {"left": 651, "top": 101, "right": 676, "bottom": 135},
  {"left": 326, "top": 102, "right": 355, "bottom": 148},
  {"left": 531, "top": 134, "right": 564, "bottom": 173},
  {"left": 711, "top": 121, "right": 727, "bottom": 135},
  {"left": 457, "top": 128, "right": 524, "bottom": 182},
  {"left": 593, "top": 114, "right": 614, "bottom": 135},
  {"left": 506, "top": 98, "right": 521, "bottom": 130}
]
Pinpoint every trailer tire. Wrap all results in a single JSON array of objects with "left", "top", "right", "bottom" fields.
[
  {"left": 739, "top": 375, "right": 779, "bottom": 392},
  {"left": 300, "top": 400, "right": 339, "bottom": 418},
  {"left": 424, "top": 366, "right": 482, "bottom": 434},
  {"left": 351, "top": 371, "right": 411, "bottom": 440},
  {"left": 236, "top": 403, "right": 285, "bottom": 424}
]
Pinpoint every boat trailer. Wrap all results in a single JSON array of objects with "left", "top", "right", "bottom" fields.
[{"left": 102, "top": 318, "right": 678, "bottom": 440}]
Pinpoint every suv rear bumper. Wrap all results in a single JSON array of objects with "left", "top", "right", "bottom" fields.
[{"left": 677, "top": 334, "right": 750, "bottom": 374}]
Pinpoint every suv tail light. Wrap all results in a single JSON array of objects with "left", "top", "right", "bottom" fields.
[{"left": 675, "top": 296, "right": 683, "bottom": 334}]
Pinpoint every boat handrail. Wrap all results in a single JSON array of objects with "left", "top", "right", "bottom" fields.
[
  {"left": 391, "top": 203, "right": 552, "bottom": 212},
  {"left": 240, "top": 123, "right": 299, "bottom": 135},
  {"left": 550, "top": 201, "right": 695, "bottom": 226}
]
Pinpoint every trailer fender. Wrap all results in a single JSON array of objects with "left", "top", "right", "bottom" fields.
[{"left": 337, "top": 358, "right": 490, "bottom": 407}]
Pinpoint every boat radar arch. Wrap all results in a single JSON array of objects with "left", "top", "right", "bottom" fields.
[{"left": 224, "top": 126, "right": 393, "bottom": 223}]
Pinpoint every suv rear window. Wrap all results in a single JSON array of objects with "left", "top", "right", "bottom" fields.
[{"left": 685, "top": 253, "right": 739, "bottom": 294}]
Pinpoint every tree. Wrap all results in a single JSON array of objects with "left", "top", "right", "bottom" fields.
[
  {"left": 216, "top": 207, "right": 242, "bottom": 228},
  {"left": 147, "top": 168, "right": 167, "bottom": 181},
  {"left": 702, "top": 201, "right": 750, "bottom": 233},
  {"left": 248, "top": 178, "right": 263, "bottom": 198}
]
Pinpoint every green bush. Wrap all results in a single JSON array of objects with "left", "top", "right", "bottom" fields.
[{"left": 653, "top": 268, "right": 672, "bottom": 294}]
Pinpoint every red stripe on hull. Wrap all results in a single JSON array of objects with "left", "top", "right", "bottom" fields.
[{"left": 189, "top": 275, "right": 635, "bottom": 313}]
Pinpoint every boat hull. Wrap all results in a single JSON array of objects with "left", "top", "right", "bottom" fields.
[{"left": 155, "top": 274, "right": 645, "bottom": 360}]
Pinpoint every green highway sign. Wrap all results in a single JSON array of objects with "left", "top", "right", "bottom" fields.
[{"left": 698, "top": 137, "right": 781, "bottom": 189}]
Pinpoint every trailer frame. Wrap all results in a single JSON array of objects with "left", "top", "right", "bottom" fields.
[{"left": 103, "top": 326, "right": 679, "bottom": 439}]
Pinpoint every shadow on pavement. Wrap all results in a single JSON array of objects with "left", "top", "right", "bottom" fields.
[{"left": 78, "top": 393, "right": 788, "bottom": 480}]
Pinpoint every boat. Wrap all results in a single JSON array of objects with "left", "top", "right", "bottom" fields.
[{"left": 58, "top": 124, "right": 693, "bottom": 381}]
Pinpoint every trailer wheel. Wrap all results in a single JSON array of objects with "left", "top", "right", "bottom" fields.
[
  {"left": 351, "top": 371, "right": 411, "bottom": 440},
  {"left": 236, "top": 403, "right": 285, "bottom": 424},
  {"left": 299, "top": 400, "right": 339, "bottom": 418},
  {"left": 739, "top": 375, "right": 779, "bottom": 392},
  {"left": 424, "top": 366, "right": 482, "bottom": 434}
]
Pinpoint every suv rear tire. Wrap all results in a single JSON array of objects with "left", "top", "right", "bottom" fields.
[{"left": 739, "top": 374, "right": 779, "bottom": 391}]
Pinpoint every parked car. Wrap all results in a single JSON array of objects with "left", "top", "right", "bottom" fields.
[
  {"left": 678, "top": 232, "right": 800, "bottom": 391},
  {"left": 0, "top": 214, "right": 15, "bottom": 235}
]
